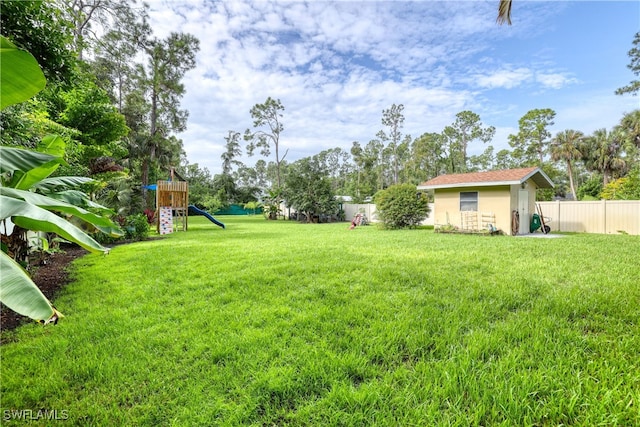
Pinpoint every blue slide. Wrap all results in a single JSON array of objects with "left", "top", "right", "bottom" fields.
[{"left": 188, "top": 205, "right": 225, "bottom": 229}]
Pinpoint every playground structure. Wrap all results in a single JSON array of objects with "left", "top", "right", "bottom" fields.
[
  {"left": 154, "top": 170, "right": 225, "bottom": 233},
  {"left": 156, "top": 180, "right": 189, "bottom": 233},
  {"left": 349, "top": 212, "right": 369, "bottom": 229}
]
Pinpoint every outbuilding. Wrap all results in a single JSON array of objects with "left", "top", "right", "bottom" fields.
[{"left": 417, "top": 167, "right": 554, "bottom": 235}]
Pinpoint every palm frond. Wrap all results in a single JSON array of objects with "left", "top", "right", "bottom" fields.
[{"left": 497, "top": 0, "right": 513, "bottom": 26}]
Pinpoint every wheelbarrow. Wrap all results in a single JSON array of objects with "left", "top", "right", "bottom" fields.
[{"left": 530, "top": 205, "right": 551, "bottom": 234}]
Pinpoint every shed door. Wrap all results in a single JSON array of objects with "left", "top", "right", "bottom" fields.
[
  {"left": 518, "top": 190, "right": 531, "bottom": 234},
  {"left": 518, "top": 190, "right": 529, "bottom": 234}
]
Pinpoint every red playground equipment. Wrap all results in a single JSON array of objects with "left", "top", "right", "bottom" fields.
[{"left": 349, "top": 213, "right": 368, "bottom": 229}]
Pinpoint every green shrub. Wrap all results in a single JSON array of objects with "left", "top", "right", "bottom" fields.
[
  {"left": 124, "top": 214, "right": 150, "bottom": 241},
  {"left": 600, "top": 166, "right": 640, "bottom": 200},
  {"left": 202, "top": 192, "right": 225, "bottom": 214},
  {"left": 577, "top": 175, "right": 603, "bottom": 200},
  {"left": 92, "top": 229, "right": 120, "bottom": 245},
  {"left": 374, "top": 184, "right": 430, "bottom": 229}
]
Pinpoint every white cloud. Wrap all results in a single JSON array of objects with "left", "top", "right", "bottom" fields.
[
  {"left": 141, "top": 0, "right": 638, "bottom": 175},
  {"left": 470, "top": 68, "right": 578, "bottom": 91},
  {"left": 536, "top": 72, "right": 579, "bottom": 89},
  {"left": 474, "top": 67, "right": 534, "bottom": 89}
]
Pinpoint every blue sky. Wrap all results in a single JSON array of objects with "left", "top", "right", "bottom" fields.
[{"left": 147, "top": 1, "right": 640, "bottom": 175}]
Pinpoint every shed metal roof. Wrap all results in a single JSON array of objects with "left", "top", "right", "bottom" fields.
[{"left": 417, "top": 167, "right": 554, "bottom": 190}]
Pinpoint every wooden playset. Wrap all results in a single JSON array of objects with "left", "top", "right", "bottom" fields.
[{"left": 155, "top": 176, "right": 189, "bottom": 234}]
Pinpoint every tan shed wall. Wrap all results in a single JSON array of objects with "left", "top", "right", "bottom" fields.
[
  {"left": 433, "top": 185, "right": 512, "bottom": 233},
  {"left": 432, "top": 189, "right": 462, "bottom": 226}
]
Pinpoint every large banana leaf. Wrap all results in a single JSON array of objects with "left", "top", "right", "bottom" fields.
[
  {"left": 34, "top": 176, "right": 95, "bottom": 192},
  {"left": 47, "top": 189, "right": 100, "bottom": 207},
  {"left": 1, "top": 187, "right": 119, "bottom": 230},
  {"left": 0, "top": 146, "right": 63, "bottom": 190},
  {"left": 2, "top": 138, "right": 66, "bottom": 190},
  {"left": 37, "top": 134, "right": 66, "bottom": 158},
  {"left": 0, "top": 146, "right": 59, "bottom": 175},
  {"left": 40, "top": 188, "right": 115, "bottom": 212},
  {"left": 33, "top": 177, "right": 118, "bottom": 217},
  {"left": 48, "top": 192, "right": 122, "bottom": 235},
  {"left": 0, "top": 195, "right": 108, "bottom": 254},
  {"left": 0, "top": 36, "right": 46, "bottom": 110},
  {"left": 0, "top": 252, "right": 56, "bottom": 322}
]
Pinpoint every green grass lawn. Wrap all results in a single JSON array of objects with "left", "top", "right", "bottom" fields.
[{"left": 2, "top": 216, "right": 639, "bottom": 426}]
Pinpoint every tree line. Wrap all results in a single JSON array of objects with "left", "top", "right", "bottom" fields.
[
  {"left": 2, "top": 2, "right": 639, "bottom": 225},
  {"left": 214, "top": 100, "right": 639, "bottom": 219}
]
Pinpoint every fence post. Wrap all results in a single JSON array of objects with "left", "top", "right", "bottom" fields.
[{"left": 556, "top": 199, "right": 561, "bottom": 232}]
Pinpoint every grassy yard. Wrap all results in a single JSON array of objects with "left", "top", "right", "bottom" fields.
[{"left": 1, "top": 216, "right": 639, "bottom": 426}]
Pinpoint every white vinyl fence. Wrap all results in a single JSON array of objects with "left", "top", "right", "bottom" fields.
[
  {"left": 283, "top": 200, "right": 637, "bottom": 234},
  {"left": 343, "top": 204, "right": 378, "bottom": 223},
  {"left": 537, "top": 200, "right": 640, "bottom": 235},
  {"left": 343, "top": 203, "right": 435, "bottom": 226}
]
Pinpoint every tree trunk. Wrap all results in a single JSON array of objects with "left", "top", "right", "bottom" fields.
[
  {"left": 567, "top": 161, "right": 577, "bottom": 200},
  {"left": 538, "top": 141, "right": 545, "bottom": 165},
  {"left": 462, "top": 136, "right": 468, "bottom": 172},
  {"left": 393, "top": 147, "right": 399, "bottom": 184},
  {"left": 142, "top": 82, "right": 159, "bottom": 210},
  {"left": 141, "top": 157, "right": 150, "bottom": 210}
]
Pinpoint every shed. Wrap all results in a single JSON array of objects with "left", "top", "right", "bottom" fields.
[{"left": 417, "top": 167, "right": 554, "bottom": 235}]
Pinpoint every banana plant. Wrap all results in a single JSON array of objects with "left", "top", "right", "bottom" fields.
[
  {"left": 0, "top": 36, "right": 122, "bottom": 323},
  {"left": 0, "top": 142, "right": 123, "bottom": 323},
  {"left": 0, "top": 36, "right": 46, "bottom": 109}
]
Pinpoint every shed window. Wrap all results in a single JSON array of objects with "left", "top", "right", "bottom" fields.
[{"left": 460, "top": 191, "right": 478, "bottom": 211}]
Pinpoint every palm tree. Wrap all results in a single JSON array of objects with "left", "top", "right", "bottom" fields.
[
  {"left": 551, "top": 129, "right": 584, "bottom": 200},
  {"left": 581, "top": 128, "right": 627, "bottom": 187}
]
